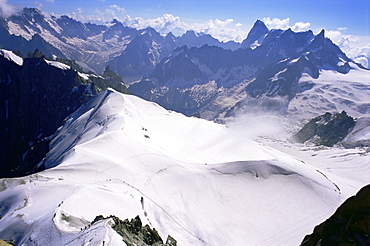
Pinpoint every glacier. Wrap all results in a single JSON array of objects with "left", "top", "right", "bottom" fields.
[{"left": 0, "top": 89, "right": 368, "bottom": 245}]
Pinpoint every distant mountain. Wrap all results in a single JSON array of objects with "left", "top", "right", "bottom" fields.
[
  {"left": 178, "top": 30, "right": 239, "bottom": 50},
  {"left": 0, "top": 49, "right": 128, "bottom": 178},
  {"left": 0, "top": 7, "right": 239, "bottom": 80},
  {"left": 108, "top": 28, "right": 178, "bottom": 82},
  {"left": 129, "top": 21, "right": 370, "bottom": 122},
  {"left": 107, "top": 28, "right": 240, "bottom": 83},
  {"left": 0, "top": 8, "right": 139, "bottom": 74}
]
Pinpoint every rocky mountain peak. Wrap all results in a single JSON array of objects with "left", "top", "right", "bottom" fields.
[
  {"left": 111, "top": 18, "right": 121, "bottom": 25},
  {"left": 240, "top": 19, "right": 269, "bottom": 49},
  {"left": 310, "top": 29, "right": 326, "bottom": 48},
  {"left": 182, "top": 30, "right": 197, "bottom": 38},
  {"left": 141, "top": 27, "right": 160, "bottom": 38},
  {"left": 21, "top": 7, "right": 44, "bottom": 19}
]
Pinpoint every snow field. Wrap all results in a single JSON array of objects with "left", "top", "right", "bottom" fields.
[
  {"left": 0, "top": 89, "right": 368, "bottom": 245},
  {"left": 288, "top": 65, "right": 370, "bottom": 121}
]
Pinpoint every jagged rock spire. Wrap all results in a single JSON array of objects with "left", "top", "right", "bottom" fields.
[{"left": 241, "top": 20, "right": 269, "bottom": 49}]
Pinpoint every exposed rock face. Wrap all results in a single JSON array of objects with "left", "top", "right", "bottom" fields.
[
  {"left": 130, "top": 24, "right": 355, "bottom": 119},
  {"left": 240, "top": 19, "right": 269, "bottom": 49},
  {"left": 301, "top": 184, "right": 370, "bottom": 246},
  {"left": 0, "top": 7, "right": 239, "bottom": 78},
  {"left": 0, "top": 52, "right": 128, "bottom": 178},
  {"left": 292, "top": 111, "right": 356, "bottom": 147},
  {"left": 0, "top": 8, "right": 66, "bottom": 57},
  {"left": 108, "top": 28, "right": 178, "bottom": 81},
  {"left": 92, "top": 215, "right": 177, "bottom": 246}
]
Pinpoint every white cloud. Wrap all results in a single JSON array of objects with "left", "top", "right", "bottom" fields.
[
  {"left": 325, "top": 30, "right": 343, "bottom": 42},
  {"left": 0, "top": 0, "right": 18, "bottom": 17},
  {"left": 326, "top": 31, "right": 370, "bottom": 68},
  {"left": 30, "top": 1, "right": 43, "bottom": 10},
  {"left": 122, "top": 15, "right": 248, "bottom": 42},
  {"left": 109, "top": 4, "right": 125, "bottom": 13},
  {"left": 68, "top": 5, "right": 126, "bottom": 23},
  {"left": 262, "top": 17, "right": 290, "bottom": 30},
  {"left": 124, "top": 14, "right": 184, "bottom": 34},
  {"left": 195, "top": 18, "right": 247, "bottom": 42},
  {"left": 291, "top": 22, "right": 311, "bottom": 32},
  {"left": 262, "top": 17, "right": 311, "bottom": 32},
  {"left": 46, "top": 0, "right": 54, "bottom": 3}
]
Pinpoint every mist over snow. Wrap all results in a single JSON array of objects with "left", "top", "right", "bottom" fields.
[{"left": 227, "top": 113, "right": 292, "bottom": 141}]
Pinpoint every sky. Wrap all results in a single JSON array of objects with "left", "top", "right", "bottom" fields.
[{"left": 3, "top": 0, "right": 369, "bottom": 42}]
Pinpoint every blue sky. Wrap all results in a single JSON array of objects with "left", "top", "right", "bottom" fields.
[{"left": 6, "top": 0, "right": 370, "bottom": 40}]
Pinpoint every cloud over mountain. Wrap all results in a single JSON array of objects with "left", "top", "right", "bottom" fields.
[{"left": 0, "top": 0, "right": 19, "bottom": 17}]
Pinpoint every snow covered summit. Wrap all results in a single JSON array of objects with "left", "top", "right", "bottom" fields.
[{"left": 0, "top": 89, "right": 349, "bottom": 245}]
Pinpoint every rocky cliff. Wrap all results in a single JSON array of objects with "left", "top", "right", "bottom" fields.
[
  {"left": 301, "top": 184, "right": 370, "bottom": 246},
  {"left": 0, "top": 50, "right": 128, "bottom": 178}
]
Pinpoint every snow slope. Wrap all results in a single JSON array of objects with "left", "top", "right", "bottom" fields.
[
  {"left": 0, "top": 49, "right": 23, "bottom": 66},
  {"left": 0, "top": 89, "right": 367, "bottom": 245},
  {"left": 288, "top": 63, "right": 370, "bottom": 121}
]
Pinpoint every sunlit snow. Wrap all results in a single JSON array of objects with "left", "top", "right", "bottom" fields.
[
  {"left": 0, "top": 89, "right": 368, "bottom": 246},
  {"left": 45, "top": 59, "right": 71, "bottom": 70},
  {"left": 0, "top": 49, "right": 23, "bottom": 66}
]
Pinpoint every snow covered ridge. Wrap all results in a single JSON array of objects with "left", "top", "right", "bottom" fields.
[
  {"left": 0, "top": 50, "right": 129, "bottom": 179},
  {"left": 0, "top": 49, "right": 23, "bottom": 66},
  {"left": 44, "top": 59, "right": 71, "bottom": 70},
  {"left": 1, "top": 89, "right": 368, "bottom": 245},
  {"left": 0, "top": 49, "right": 69, "bottom": 69}
]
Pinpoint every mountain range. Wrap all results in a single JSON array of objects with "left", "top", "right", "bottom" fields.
[
  {"left": 130, "top": 21, "right": 369, "bottom": 122},
  {"left": 1, "top": 8, "right": 369, "bottom": 123},
  {"left": 0, "top": 8, "right": 238, "bottom": 80}
]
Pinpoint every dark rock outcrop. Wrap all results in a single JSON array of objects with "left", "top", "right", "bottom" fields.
[
  {"left": 240, "top": 20, "right": 269, "bottom": 49},
  {"left": 92, "top": 215, "right": 177, "bottom": 246},
  {"left": 0, "top": 52, "right": 128, "bottom": 178},
  {"left": 301, "top": 184, "right": 370, "bottom": 246},
  {"left": 292, "top": 111, "right": 356, "bottom": 147}
]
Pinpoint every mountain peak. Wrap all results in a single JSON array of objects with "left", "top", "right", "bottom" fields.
[
  {"left": 253, "top": 19, "right": 268, "bottom": 29},
  {"left": 310, "top": 29, "right": 326, "bottom": 47},
  {"left": 111, "top": 18, "right": 120, "bottom": 24},
  {"left": 241, "top": 19, "right": 269, "bottom": 49},
  {"left": 318, "top": 29, "right": 325, "bottom": 36},
  {"left": 141, "top": 26, "right": 158, "bottom": 36},
  {"left": 182, "top": 30, "right": 197, "bottom": 38}
]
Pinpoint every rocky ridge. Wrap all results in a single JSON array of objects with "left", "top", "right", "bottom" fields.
[
  {"left": 129, "top": 22, "right": 359, "bottom": 120},
  {"left": 0, "top": 49, "right": 128, "bottom": 178},
  {"left": 301, "top": 184, "right": 370, "bottom": 246}
]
